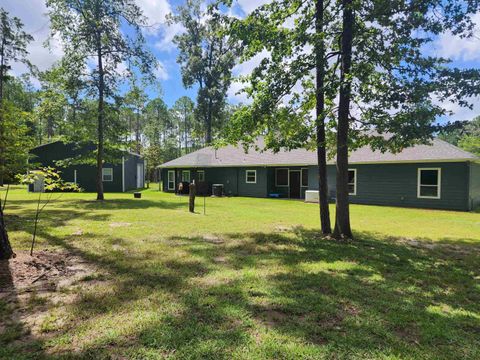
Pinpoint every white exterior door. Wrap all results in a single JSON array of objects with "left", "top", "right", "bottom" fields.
[{"left": 137, "top": 163, "right": 144, "bottom": 188}]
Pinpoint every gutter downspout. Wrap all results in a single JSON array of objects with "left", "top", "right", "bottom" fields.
[{"left": 122, "top": 156, "right": 125, "bottom": 192}]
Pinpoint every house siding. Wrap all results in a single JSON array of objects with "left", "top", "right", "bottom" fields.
[
  {"left": 469, "top": 162, "right": 480, "bottom": 210},
  {"left": 160, "top": 161, "right": 473, "bottom": 211},
  {"left": 124, "top": 155, "right": 144, "bottom": 191},
  {"left": 307, "top": 162, "right": 470, "bottom": 211},
  {"left": 30, "top": 142, "right": 141, "bottom": 192}
]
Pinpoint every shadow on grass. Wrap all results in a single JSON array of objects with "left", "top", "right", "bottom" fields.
[
  {"left": 5, "top": 197, "right": 186, "bottom": 211},
  {"left": 3, "top": 223, "right": 480, "bottom": 359}
]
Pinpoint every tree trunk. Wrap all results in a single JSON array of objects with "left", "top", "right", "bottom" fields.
[
  {"left": 315, "top": 0, "right": 332, "bottom": 235},
  {"left": 205, "top": 98, "right": 213, "bottom": 144},
  {"left": 47, "top": 116, "right": 54, "bottom": 139},
  {"left": 135, "top": 110, "right": 140, "bottom": 154},
  {"left": 333, "top": 0, "right": 354, "bottom": 239},
  {"left": 96, "top": 32, "right": 105, "bottom": 201},
  {"left": 0, "top": 199, "right": 13, "bottom": 260}
]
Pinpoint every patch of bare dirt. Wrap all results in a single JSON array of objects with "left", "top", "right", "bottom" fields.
[
  {"left": 203, "top": 234, "right": 224, "bottom": 244},
  {"left": 0, "top": 249, "right": 96, "bottom": 296}
]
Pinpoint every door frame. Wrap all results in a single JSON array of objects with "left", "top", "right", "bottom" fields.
[{"left": 288, "top": 170, "right": 301, "bottom": 198}]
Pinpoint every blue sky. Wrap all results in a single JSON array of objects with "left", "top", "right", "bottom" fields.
[{"left": 3, "top": 0, "right": 480, "bottom": 122}]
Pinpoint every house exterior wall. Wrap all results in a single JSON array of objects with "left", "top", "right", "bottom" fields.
[
  {"left": 30, "top": 142, "right": 141, "bottom": 192},
  {"left": 469, "top": 162, "right": 480, "bottom": 210},
  {"left": 124, "top": 155, "right": 144, "bottom": 191},
  {"left": 161, "top": 167, "right": 268, "bottom": 197},
  {"left": 307, "top": 162, "right": 471, "bottom": 211},
  {"left": 160, "top": 161, "right": 473, "bottom": 211}
]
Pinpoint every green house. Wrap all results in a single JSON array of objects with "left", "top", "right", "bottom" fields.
[
  {"left": 158, "top": 138, "right": 480, "bottom": 211},
  {"left": 29, "top": 141, "right": 145, "bottom": 192}
]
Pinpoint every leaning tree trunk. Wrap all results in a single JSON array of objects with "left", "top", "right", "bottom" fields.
[
  {"left": 333, "top": 0, "right": 354, "bottom": 239},
  {"left": 0, "top": 200, "right": 13, "bottom": 260},
  {"left": 315, "top": 0, "right": 332, "bottom": 235},
  {"left": 95, "top": 32, "right": 105, "bottom": 201}
]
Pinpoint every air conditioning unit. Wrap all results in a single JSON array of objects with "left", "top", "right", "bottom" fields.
[{"left": 305, "top": 190, "right": 319, "bottom": 203}]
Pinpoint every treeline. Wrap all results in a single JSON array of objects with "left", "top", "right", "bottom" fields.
[{"left": 0, "top": 0, "right": 236, "bottom": 188}]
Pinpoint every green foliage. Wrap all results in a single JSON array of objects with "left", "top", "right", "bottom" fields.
[
  {"left": 0, "top": 7, "right": 34, "bottom": 185},
  {"left": 439, "top": 116, "right": 480, "bottom": 156},
  {"left": 17, "top": 166, "right": 83, "bottom": 192},
  {"left": 223, "top": 0, "right": 480, "bottom": 154},
  {"left": 0, "top": 100, "right": 34, "bottom": 181},
  {"left": 169, "top": 0, "right": 239, "bottom": 143}
]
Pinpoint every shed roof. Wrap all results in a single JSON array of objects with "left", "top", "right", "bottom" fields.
[{"left": 159, "top": 137, "right": 478, "bottom": 168}]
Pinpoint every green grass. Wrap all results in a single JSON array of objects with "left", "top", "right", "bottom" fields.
[{"left": 1, "top": 185, "right": 479, "bottom": 359}]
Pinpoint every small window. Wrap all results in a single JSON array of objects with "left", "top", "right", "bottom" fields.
[
  {"left": 301, "top": 168, "right": 308, "bottom": 187},
  {"left": 167, "top": 170, "right": 175, "bottom": 190},
  {"left": 102, "top": 168, "right": 113, "bottom": 182},
  {"left": 197, "top": 170, "right": 205, "bottom": 182},
  {"left": 246, "top": 170, "right": 256, "bottom": 184},
  {"left": 182, "top": 170, "right": 190, "bottom": 182},
  {"left": 348, "top": 169, "right": 356, "bottom": 195},
  {"left": 275, "top": 168, "right": 289, "bottom": 186},
  {"left": 418, "top": 168, "right": 441, "bottom": 199}
]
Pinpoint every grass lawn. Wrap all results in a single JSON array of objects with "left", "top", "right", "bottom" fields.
[{"left": 1, "top": 185, "right": 479, "bottom": 359}]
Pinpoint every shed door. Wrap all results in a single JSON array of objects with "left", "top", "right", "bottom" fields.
[
  {"left": 289, "top": 171, "right": 301, "bottom": 198},
  {"left": 137, "top": 163, "right": 144, "bottom": 188}
]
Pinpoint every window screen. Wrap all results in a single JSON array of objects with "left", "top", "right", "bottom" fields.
[
  {"left": 418, "top": 169, "right": 440, "bottom": 198},
  {"left": 348, "top": 169, "right": 356, "bottom": 195},
  {"left": 276, "top": 169, "right": 288, "bottom": 186},
  {"left": 102, "top": 168, "right": 113, "bottom": 182},
  {"left": 246, "top": 170, "right": 256, "bottom": 183},
  {"left": 301, "top": 168, "right": 308, "bottom": 187},
  {"left": 182, "top": 170, "right": 190, "bottom": 182}
]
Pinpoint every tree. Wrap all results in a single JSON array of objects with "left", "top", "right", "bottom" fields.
[
  {"left": 169, "top": 0, "right": 238, "bottom": 144},
  {"left": 0, "top": 8, "right": 33, "bottom": 186},
  {"left": 333, "top": 0, "right": 354, "bottom": 239},
  {"left": 439, "top": 116, "right": 480, "bottom": 156},
  {"left": 221, "top": 0, "right": 337, "bottom": 235},
  {"left": 329, "top": 0, "right": 480, "bottom": 238},
  {"left": 124, "top": 82, "right": 148, "bottom": 154},
  {"left": 36, "top": 66, "right": 68, "bottom": 141},
  {"left": 224, "top": 0, "right": 480, "bottom": 239},
  {"left": 47, "top": 0, "right": 156, "bottom": 200},
  {"left": 172, "top": 96, "right": 195, "bottom": 153},
  {"left": 0, "top": 193, "right": 13, "bottom": 260}
]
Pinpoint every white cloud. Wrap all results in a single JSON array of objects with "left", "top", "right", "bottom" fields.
[
  {"left": 135, "top": 0, "right": 172, "bottom": 34},
  {"left": 155, "top": 61, "right": 169, "bottom": 80},
  {"left": 154, "top": 22, "right": 185, "bottom": 52},
  {"left": 432, "top": 94, "right": 480, "bottom": 122},
  {"left": 434, "top": 12, "right": 480, "bottom": 61},
  {"left": 228, "top": 49, "right": 270, "bottom": 103},
  {"left": 2, "top": 0, "right": 63, "bottom": 75}
]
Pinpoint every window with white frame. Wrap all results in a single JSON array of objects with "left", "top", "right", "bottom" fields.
[
  {"left": 417, "top": 168, "right": 441, "bottom": 199},
  {"left": 167, "top": 170, "right": 175, "bottom": 190},
  {"left": 197, "top": 170, "right": 205, "bottom": 182},
  {"left": 275, "top": 168, "right": 289, "bottom": 186},
  {"left": 102, "top": 168, "right": 113, "bottom": 182},
  {"left": 348, "top": 169, "right": 357, "bottom": 195},
  {"left": 246, "top": 170, "right": 257, "bottom": 184},
  {"left": 182, "top": 170, "right": 191, "bottom": 182}
]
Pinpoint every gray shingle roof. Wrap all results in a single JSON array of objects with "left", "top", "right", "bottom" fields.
[{"left": 158, "top": 138, "right": 478, "bottom": 168}]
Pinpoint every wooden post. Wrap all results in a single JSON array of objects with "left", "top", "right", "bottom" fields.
[{"left": 189, "top": 180, "right": 196, "bottom": 213}]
